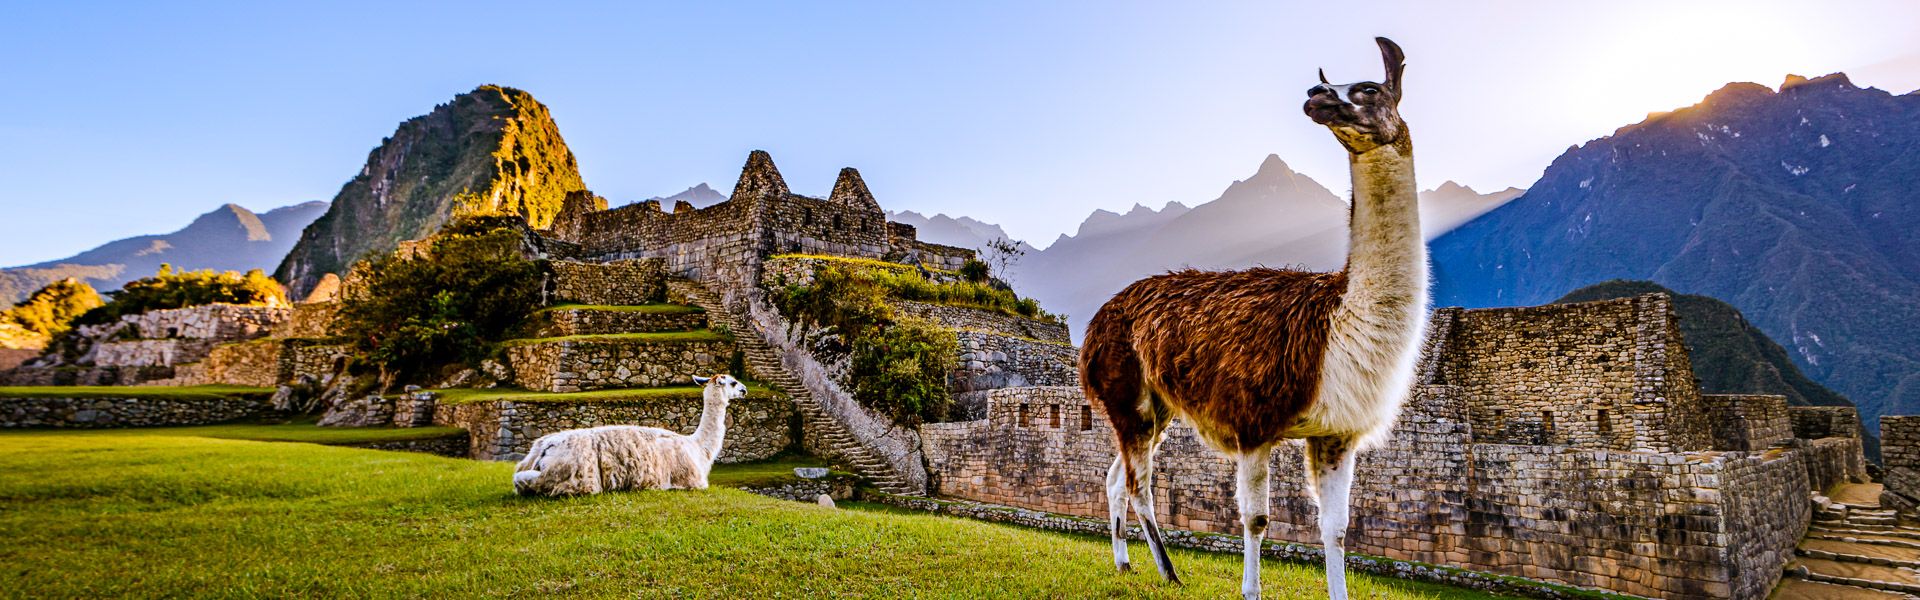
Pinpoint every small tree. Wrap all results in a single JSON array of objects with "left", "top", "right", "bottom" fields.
[
  {"left": 332, "top": 217, "right": 544, "bottom": 387},
  {"left": 0, "top": 279, "right": 103, "bottom": 339},
  {"left": 981, "top": 237, "right": 1025, "bottom": 286}
]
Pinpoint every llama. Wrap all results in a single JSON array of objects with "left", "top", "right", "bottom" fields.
[
  {"left": 1080, "top": 38, "right": 1421, "bottom": 600},
  {"left": 512, "top": 375, "right": 748, "bottom": 496}
]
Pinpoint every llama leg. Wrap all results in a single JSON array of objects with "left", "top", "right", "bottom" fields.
[
  {"left": 1308, "top": 436, "right": 1358, "bottom": 600},
  {"left": 1107, "top": 455, "right": 1132, "bottom": 572},
  {"left": 1235, "top": 450, "right": 1272, "bottom": 600},
  {"left": 1126, "top": 440, "right": 1181, "bottom": 584}
]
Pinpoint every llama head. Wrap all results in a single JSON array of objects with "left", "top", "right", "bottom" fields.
[
  {"left": 694, "top": 374, "right": 749, "bottom": 403},
  {"left": 1304, "top": 37, "right": 1408, "bottom": 155}
]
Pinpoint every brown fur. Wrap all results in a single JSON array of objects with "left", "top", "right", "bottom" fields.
[{"left": 1080, "top": 266, "right": 1348, "bottom": 479}]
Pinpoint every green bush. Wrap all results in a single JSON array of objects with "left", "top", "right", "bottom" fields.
[
  {"left": 958, "top": 259, "right": 990, "bottom": 283},
  {"left": 774, "top": 265, "right": 958, "bottom": 425},
  {"left": 848, "top": 318, "right": 959, "bottom": 425},
  {"left": 332, "top": 217, "right": 544, "bottom": 386},
  {"left": 0, "top": 279, "right": 103, "bottom": 338},
  {"left": 74, "top": 266, "right": 287, "bottom": 325}
]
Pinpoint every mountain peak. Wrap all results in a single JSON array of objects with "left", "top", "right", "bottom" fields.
[
  {"left": 184, "top": 203, "right": 270, "bottom": 242},
  {"left": 1782, "top": 72, "right": 1856, "bottom": 91},
  {"left": 1256, "top": 154, "right": 1294, "bottom": 176}
]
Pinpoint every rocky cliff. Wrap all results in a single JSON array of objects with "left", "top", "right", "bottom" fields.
[{"left": 274, "top": 85, "right": 586, "bottom": 296}]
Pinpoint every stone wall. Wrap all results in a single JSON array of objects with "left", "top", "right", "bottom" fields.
[
  {"left": 274, "top": 303, "right": 338, "bottom": 339},
  {"left": 1880, "top": 416, "right": 1920, "bottom": 513},
  {"left": 432, "top": 393, "right": 796, "bottom": 462},
  {"left": 548, "top": 258, "right": 666, "bottom": 305},
  {"left": 1702, "top": 394, "right": 1793, "bottom": 451},
  {"left": 894, "top": 301, "right": 1070, "bottom": 343},
  {"left": 922, "top": 385, "right": 1806, "bottom": 598},
  {"left": 529, "top": 307, "right": 706, "bottom": 337},
  {"left": 1791, "top": 406, "right": 1861, "bottom": 440},
  {"left": 1803, "top": 437, "right": 1871, "bottom": 494},
  {"left": 83, "top": 304, "right": 289, "bottom": 341},
  {"left": 0, "top": 394, "right": 277, "bottom": 428},
  {"left": 92, "top": 339, "right": 220, "bottom": 368},
  {"left": 950, "top": 331, "right": 1078, "bottom": 393},
  {"left": 186, "top": 338, "right": 284, "bottom": 388},
  {"left": 505, "top": 337, "right": 734, "bottom": 392},
  {"left": 1432, "top": 295, "right": 1713, "bottom": 452}
]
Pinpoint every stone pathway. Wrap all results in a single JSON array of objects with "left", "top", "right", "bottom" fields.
[{"left": 1780, "top": 483, "right": 1920, "bottom": 598}]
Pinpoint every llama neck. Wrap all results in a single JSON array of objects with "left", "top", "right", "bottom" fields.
[
  {"left": 691, "top": 396, "right": 727, "bottom": 462},
  {"left": 1343, "top": 144, "right": 1425, "bottom": 307}
]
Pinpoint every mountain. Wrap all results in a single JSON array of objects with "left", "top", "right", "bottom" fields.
[
  {"left": 275, "top": 85, "right": 587, "bottom": 297},
  {"left": 1431, "top": 73, "right": 1920, "bottom": 431},
  {"left": 644, "top": 183, "right": 726, "bottom": 209},
  {"left": 0, "top": 201, "right": 326, "bottom": 309},
  {"left": 885, "top": 210, "right": 1038, "bottom": 255},
  {"left": 1012, "top": 154, "right": 1520, "bottom": 339}
]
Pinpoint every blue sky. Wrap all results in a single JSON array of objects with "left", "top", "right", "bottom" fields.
[{"left": 3, "top": 1, "right": 1917, "bottom": 265}]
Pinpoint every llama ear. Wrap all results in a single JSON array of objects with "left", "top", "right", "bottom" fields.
[
  {"left": 1376, "top": 37, "right": 1406, "bottom": 100},
  {"left": 1318, "top": 68, "right": 1330, "bottom": 85},
  {"left": 693, "top": 375, "right": 711, "bottom": 386}
]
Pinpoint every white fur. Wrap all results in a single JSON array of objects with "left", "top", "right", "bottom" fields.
[
  {"left": 1294, "top": 145, "right": 1428, "bottom": 448},
  {"left": 511, "top": 376, "right": 747, "bottom": 496}
]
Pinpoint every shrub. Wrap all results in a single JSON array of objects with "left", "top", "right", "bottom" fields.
[
  {"left": 958, "top": 259, "right": 990, "bottom": 283},
  {"left": 332, "top": 218, "right": 544, "bottom": 386},
  {"left": 75, "top": 266, "right": 287, "bottom": 325},
  {"left": 0, "top": 279, "right": 103, "bottom": 338},
  {"left": 848, "top": 317, "right": 958, "bottom": 425}
]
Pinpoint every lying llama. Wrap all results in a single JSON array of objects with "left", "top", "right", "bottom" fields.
[
  {"left": 512, "top": 375, "right": 747, "bottom": 496},
  {"left": 1080, "top": 38, "right": 1423, "bottom": 600}
]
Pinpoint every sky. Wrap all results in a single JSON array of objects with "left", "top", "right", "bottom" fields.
[{"left": 3, "top": 1, "right": 1918, "bottom": 265}]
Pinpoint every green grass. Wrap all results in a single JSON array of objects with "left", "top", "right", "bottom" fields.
[
  {"left": 0, "top": 384, "right": 272, "bottom": 400},
  {"left": 499, "top": 330, "right": 727, "bottom": 347},
  {"left": 534, "top": 303, "right": 704, "bottom": 314},
  {"left": 772, "top": 253, "right": 959, "bottom": 275},
  {"left": 54, "top": 419, "right": 469, "bottom": 445},
  {"left": 0, "top": 430, "right": 1511, "bottom": 598},
  {"left": 429, "top": 384, "right": 780, "bottom": 406}
]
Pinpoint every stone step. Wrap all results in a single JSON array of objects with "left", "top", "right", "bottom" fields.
[
  {"left": 1809, "top": 533, "right": 1920, "bottom": 551},
  {"left": 528, "top": 304, "right": 708, "bottom": 337},
  {"left": 1815, "top": 526, "right": 1920, "bottom": 542},
  {"left": 1800, "top": 547, "right": 1920, "bottom": 570},
  {"left": 503, "top": 332, "right": 735, "bottom": 393}
]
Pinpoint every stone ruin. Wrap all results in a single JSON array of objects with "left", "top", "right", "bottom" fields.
[
  {"left": 921, "top": 293, "right": 1870, "bottom": 599},
  {"left": 543, "top": 150, "right": 975, "bottom": 288}
]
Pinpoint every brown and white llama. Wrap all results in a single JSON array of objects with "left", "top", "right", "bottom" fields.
[
  {"left": 1080, "top": 38, "right": 1422, "bottom": 600},
  {"left": 512, "top": 375, "right": 748, "bottom": 496}
]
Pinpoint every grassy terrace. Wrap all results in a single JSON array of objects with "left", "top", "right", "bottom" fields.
[
  {"left": 427, "top": 384, "right": 781, "bottom": 406},
  {"left": 0, "top": 429, "right": 1509, "bottom": 598},
  {"left": 0, "top": 385, "right": 272, "bottom": 400},
  {"left": 498, "top": 330, "right": 727, "bottom": 346},
  {"left": 42, "top": 418, "right": 467, "bottom": 445},
  {"left": 533, "top": 303, "right": 704, "bottom": 314}
]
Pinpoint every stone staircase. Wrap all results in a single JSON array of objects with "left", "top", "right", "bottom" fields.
[
  {"left": 669, "top": 279, "right": 920, "bottom": 496},
  {"left": 1781, "top": 483, "right": 1920, "bottom": 598}
]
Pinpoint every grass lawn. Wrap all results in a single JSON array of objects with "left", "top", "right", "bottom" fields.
[
  {"left": 0, "top": 384, "right": 272, "bottom": 400},
  {"left": 499, "top": 330, "right": 727, "bottom": 346},
  {"left": 535, "top": 303, "right": 704, "bottom": 314},
  {"left": 0, "top": 429, "right": 1510, "bottom": 599},
  {"left": 428, "top": 384, "right": 780, "bottom": 406}
]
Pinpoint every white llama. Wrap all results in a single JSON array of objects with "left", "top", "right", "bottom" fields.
[{"left": 512, "top": 374, "right": 747, "bottom": 496}]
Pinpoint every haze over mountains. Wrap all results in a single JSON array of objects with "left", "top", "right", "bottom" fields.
[
  {"left": 991, "top": 154, "right": 1520, "bottom": 339},
  {"left": 0, "top": 201, "right": 325, "bottom": 309}
]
